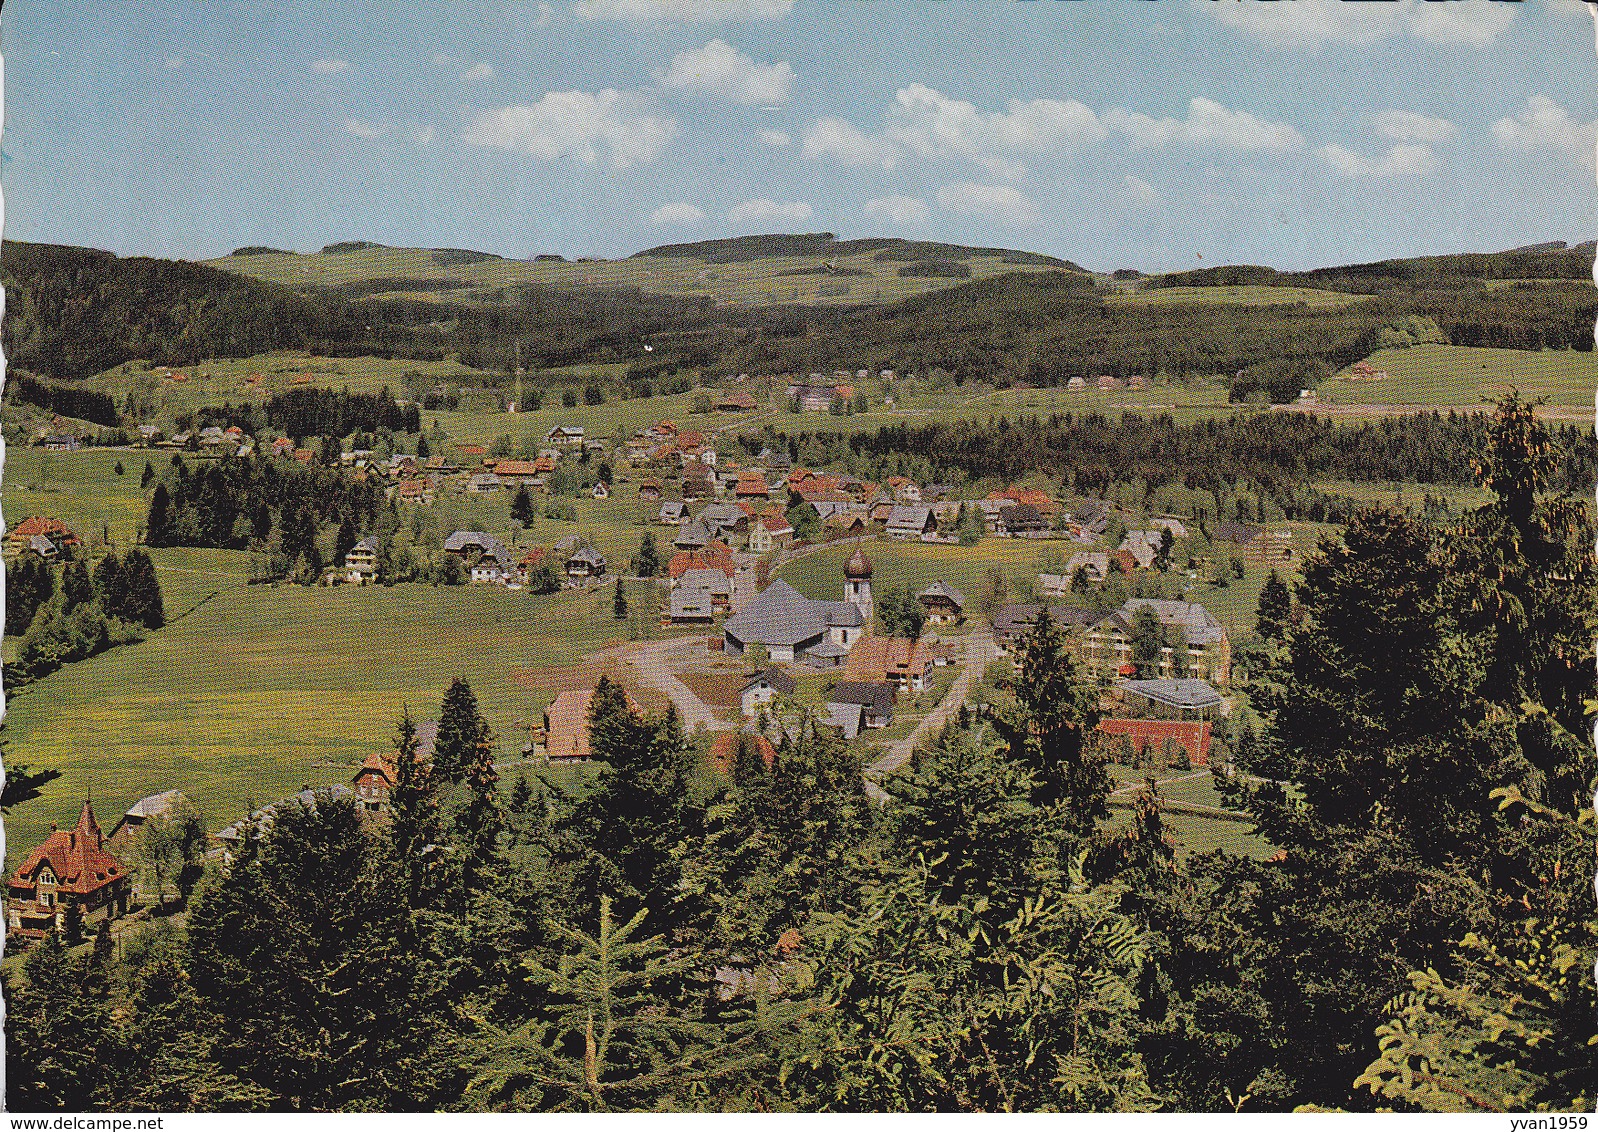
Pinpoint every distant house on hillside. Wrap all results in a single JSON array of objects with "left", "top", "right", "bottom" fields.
[
  {"left": 826, "top": 681, "right": 895, "bottom": 736},
  {"left": 998, "top": 504, "right": 1048, "bottom": 537},
  {"left": 7, "top": 801, "right": 132, "bottom": 938},
  {"left": 344, "top": 537, "right": 379, "bottom": 584},
  {"left": 916, "top": 582, "right": 966, "bottom": 625},
  {"left": 1082, "top": 599, "right": 1232, "bottom": 683},
  {"left": 844, "top": 636, "right": 929, "bottom": 694},
  {"left": 352, "top": 721, "right": 438, "bottom": 813},
  {"left": 565, "top": 547, "right": 607, "bottom": 581},
  {"left": 885, "top": 505, "right": 935, "bottom": 540},
  {"left": 740, "top": 667, "right": 797, "bottom": 718},
  {"left": 748, "top": 512, "right": 794, "bottom": 554},
  {"left": 107, "top": 790, "right": 188, "bottom": 849}
]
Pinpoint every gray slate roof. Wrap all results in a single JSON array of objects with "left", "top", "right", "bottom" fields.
[
  {"left": 1098, "top": 599, "right": 1227, "bottom": 645},
  {"left": 723, "top": 579, "right": 860, "bottom": 648},
  {"left": 828, "top": 681, "right": 895, "bottom": 715},
  {"left": 444, "top": 530, "right": 512, "bottom": 564},
  {"left": 1116, "top": 678, "right": 1224, "bottom": 711},
  {"left": 917, "top": 581, "right": 966, "bottom": 609},
  {"left": 741, "top": 667, "right": 798, "bottom": 695}
]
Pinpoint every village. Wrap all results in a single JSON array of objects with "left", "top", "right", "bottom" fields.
[{"left": 6, "top": 393, "right": 1264, "bottom": 944}]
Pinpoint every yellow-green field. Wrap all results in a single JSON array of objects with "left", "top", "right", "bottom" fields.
[
  {"left": 5, "top": 447, "right": 150, "bottom": 548},
  {"left": 1325, "top": 345, "right": 1595, "bottom": 411},
  {"left": 1110, "top": 284, "right": 1372, "bottom": 310},
  {"left": 1, "top": 570, "right": 671, "bottom": 860},
  {"left": 205, "top": 245, "right": 1069, "bottom": 308}
]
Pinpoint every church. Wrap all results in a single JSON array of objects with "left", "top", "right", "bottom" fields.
[{"left": 721, "top": 548, "right": 875, "bottom": 667}]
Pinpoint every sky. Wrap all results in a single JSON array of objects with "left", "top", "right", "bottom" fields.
[{"left": 2, "top": 0, "right": 1595, "bottom": 272}]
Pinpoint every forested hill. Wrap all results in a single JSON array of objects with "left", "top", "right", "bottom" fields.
[
  {"left": 630, "top": 231, "right": 1081, "bottom": 268},
  {"left": 1154, "top": 243, "right": 1596, "bottom": 290}
]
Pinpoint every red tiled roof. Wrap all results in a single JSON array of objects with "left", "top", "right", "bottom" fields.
[
  {"left": 7, "top": 801, "right": 126, "bottom": 898},
  {"left": 669, "top": 542, "right": 738, "bottom": 579},
  {"left": 8, "top": 516, "right": 77, "bottom": 544},
  {"left": 845, "top": 637, "right": 928, "bottom": 683},
  {"left": 493, "top": 460, "right": 542, "bottom": 477},
  {"left": 709, "top": 732, "right": 776, "bottom": 774},
  {"left": 1096, "top": 719, "right": 1212, "bottom": 766}
]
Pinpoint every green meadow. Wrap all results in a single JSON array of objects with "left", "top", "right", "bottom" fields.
[
  {"left": 1109, "top": 284, "right": 1372, "bottom": 310},
  {"left": 2, "top": 575, "right": 663, "bottom": 859},
  {"left": 1325, "top": 344, "right": 1595, "bottom": 411}
]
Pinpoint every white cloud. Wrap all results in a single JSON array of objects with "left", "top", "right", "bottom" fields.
[
  {"left": 412, "top": 125, "right": 437, "bottom": 146},
  {"left": 537, "top": 1, "right": 557, "bottom": 24},
  {"left": 656, "top": 39, "right": 793, "bottom": 105},
  {"left": 885, "top": 84, "right": 1105, "bottom": 178},
  {"left": 801, "top": 117, "right": 899, "bottom": 169},
  {"left": 1104, "top": 97, "right": 1304, "bottom": 152},
  {"left": 1492, "top": 95, "right": 1596, "bottom": 167},
  {"left": 164, "top": 56, "right": 184, "bottom": 70},
  {"left": 312, "top": 58, "right": 349, "bottom": 75},
  {"left": 757, "top": 129, "right": 791, "bottom": 148},
  {"left": 1318, "top": 142, "right": 1438, "bottom": 178},
  {"left": 1120, "top": 175, "right": 1161, "bottom": 206},
  {"left": 1373, "top": 109, "right": 1456, "bottom": 144},
  {"left": 727, "top": 198, "right": 812, "bottom": 225},
  {"left": 863, "top": 195, "right": 931, "bottom": 225},
  {"left": 934, "top": 182, "right": 1038, "bottom": 227},
  {"left": 650, "top": 202, "right": 707, "bottom": 226},
  {"left": 463, "top": 90, "right": 677, "bottom": 168},
  {"left": 1201, "top": 0, "right": 1514, "bottom": 49},
  {"left": 462, "top": 62, "right": 495, "bottom": 83},
  {"left": 345, "top": 119, "right": 389, "bottom": 140},
  {"left": 574, "top": 0, "right": 791, "bottom": 21}
]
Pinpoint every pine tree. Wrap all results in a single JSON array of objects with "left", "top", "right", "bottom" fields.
[
  {"left": 5, "top": 551, "right": 56, "bottom": 635},
  {"left": 613, "top": 577, "right": 628, "bottom": 620},
  {"left": 334, "top": 516, "right": 358, "bottom": 566},
  {"left": 459, "top": 723, "right": 502, "bottom": 893},
  {"left": 4, "top": 930, "right": 123, "bottom": 1109},
  {"left": 141, "top": 460, "right": 156, "bottom": 488},
  {"left": 387, "top": 708, "right": 445, "bottom": 908},
  {"left": 146, "top": 482, "right": 173, "bottom": 546},
  {"left": 416, "top": 433, "right": 431, "bottom": 459},
  {"left": 1255, "top": 569, "right": 1291, "bottom": 640},
  {"left": 634, "top": 532, "right": 660, "bottom": 578},
  {"left": 60, "top": 559, "right": 96, "bottom": 614},
  {"left": 433, "top": 678, "right": 489, "bottom": 786},
  {"left": 119, "top": 548, "right": 166, "bottom": 629},
  {"left": 511, "top": 486, "right": 536, "bottom": 527}
]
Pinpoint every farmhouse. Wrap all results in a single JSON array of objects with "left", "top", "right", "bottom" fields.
[
  {"left": 352, "top": 721, "right": 438, "bottom": 813},
  {"left": 467, "top": 472, "right": 504, "bottom": 495},
  {"left": 5, "top": 517, "right": 79, "bottom": 558},
  {"left": 658, "top": 500, "right": 689, "bottom": 525},
  {"left": 1119, "top": 531, "right": 1162, "bottom": 570},
  {"left": 844, "top": 637, "right": 929, "bottom": 693},
  {"left": 547, "top": 425, "right": 585, "bottom": 447},
  {"left": 916, "top": 581, "right": 966, "bottom": 625},
  {"left": 748, "top": 512, "right": 795, "bottom": 554},
  {"left": 343, "top": 537, "right": 379, "bottom": 584},
  {"left": 674, "top": 520, "right": 713, "bottom": 552},
  {"left": 826, "top": 682, "right": 895, "bottom": 736},
  {"left": 565, "top": 546, "right": 607, "bottom": 580},
  {"left": 107, "top": 790, "right": 188, "bottom": 849},
  {"left": 999, "top": 504, "right": 1048, "bottom": 537},
  {"left": 885, "top": 505, "right": 936, "bottom": 540},
  {"left": 740, "top": 666, "right": 798, "bottom": 717},
  {"left": 1063, "top": 551, "right": 1112, "bottom": 585},
  {"left": 542, "top": 687, "right": 639, "bottom": 762},
  {"left": 717, "top": 391, "right": 758, "bottom": 412},
  {"left": 444, "top": 531, "right": 514, "bottom": 575},
  {"left": 1082, "top": 599, "right": 1232, "bottom": 683},
  {"left": 7, "top": 801, "right": 132, "bottom": 938},
  {"left": 722, "top": 575, "right": 867, "bottom": 665},
  {"left": 1213, "top": 521, "right": 1261, "bottom": 545}
]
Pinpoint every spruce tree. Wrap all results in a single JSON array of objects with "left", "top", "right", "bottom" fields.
[
  {"left": 146, "top": 482, "right": 173, "bottom": 546},
  {"left": 120, "top": 548, "right": 166, "bottom": 629},
  {"left": 433, "top": 677, "right": 489, "bottom": 786},
  {"left": 1255, "top": 569, "right": 1291, "bottom": 640},
  {"left": 510, "top": 486, "right": 536, "bottom": 527},
  {"left": 141, "top": 460, "right": 156, "bottom": 488},
  {"left": 613, "top": 576, "right": 628, "bottom": 620},
  {"left": 5, "top": 552, "right": 56, "bottom": 635},
  {"left": 634, "top": 532, "right": 660, "bottom": 577},
  {"left": 60, "top": 559, "right": 95, "bottom": 614},
  {"left": 458, "top": 722, "right": 502, "bottom": 893}
]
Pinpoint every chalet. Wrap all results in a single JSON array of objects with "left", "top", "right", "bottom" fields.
[
  {"left": 722, "top": 577, "right": 866, "bottom": 666},
  {"left": 396, "top": 479, "right": 435, "bottom": 505},
  {"left": 467, "top": 472, "right": 505, "bottom": 495},
  {"left": 698, "top": 502, "right": 750, "bottom": 541},
  {"left": 1127, "top": 375, "right": 1149, "bottom": 390},
  {"left": 40, "top": 434, "right": 82, "bottom": 452},
  {"left": 1151, "top": 517, "right": 1189, "bottom": 539},
  {"left": 999, "top": 504, "right": 1048, "bottom": 537},
  {"left": 683, "top": 464, "right": 716, "bottom": 501},
  {"left": 1066, "top": 498, "right": 1112, "bottom": 538},
  {"left": 542, "top": 687, "right": 638, "bottom": 762},
  {"left": 669, "top": 542, "right": 740, "bottom": 582},
  {"left": 1082, "top": 599, "right": 1232, "bottom": 683},
  {"left": 1096, "top": 375, "right": 1122, "bottom": 391},
  {"left": 107, "top": 790, "right": 188, "bottom": 849},
  {"left": 748, "top": 512, "right": 794, "bottom": 554},
  {"left": 492, "top": 460, "right": 543, "bottom": 485},
  {"left": 717, "top": 392, "right": 758, "bottom": 412},
  {"left": 844, "top": 637, "right": 929, "bottom": 693},
  {"left": 137, "top": 424, "right": 164, "bottom": 446},
  {"left": 639, "top": 479, "right": 664, "bottom": 502},
  {"left": 674, "top": 520, "right": 713, "bottom": 552},
  {"left": 886, "top": 476, "right": 922, "bottom": 504},
  {"left": 786, "top": 381, "right": 843, "bottom": 412},
  {"left": 916, "top": 581, "right": 966, "bottom": 625},
  {"left": 885, "top": 505, "right": 936, "bottom": 540},
  {"left": 740, "top": 667, "right": 797, "bottom": 717},
  {"left": 344, "top": 537, "right": 379, "bottom": 584},
  {"left": 1061, "top": 551, "right": 1112, "bottom": 586},
  {"left": 565, "top": 546, "right": 607, "bottom": 580},
  {"left": 734, "top": 473, "right": 771, "bottom": 501},
  {"left": 6, "top": 517, "right": 79, "bottom": 558},
  {"left": 826, "top": 682, "right": 895, "bottom": 733},
  {"left": 1119, "top": 531, "right": 1162, "bottom": 570},
  {"left": 444, "top": 531, "right": 514, "bottom": 573},
  {"left": 352, "top": 721, "right": 438, "bottom": 813},
  {"left": 592, "top": 481, "right": 610, "bottom": 500},
  {"left": 823, "top": 513, "right": 867, "bottom": 539},
  {"left": 547, "top": 425, "right": 585, "bottom": 448},
  {"left": 677, "top": 566, "right": 734, "bottom": 611},
  {"left": 993, "top": 603, "right": 1101, "bottom": 651},
  {"left": 658, "top": 500, "right": 690, "bottom": 525},
  {"left": 667, "top": 584, "right": 716, "bottom": 624},
  {"left": 7, "top": 801, "right": 131, "bottom": 938},
  {"left": 1066, "top": 375, "right": 1087, "bottom": 390}
]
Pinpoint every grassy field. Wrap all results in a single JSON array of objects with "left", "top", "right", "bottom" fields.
[
  {"left": 85, "top": 352, "right": 494, "bottom": 423},
  {"left": 1325, "top": 345, "right": 1595, "bottom": 411},
  {"left": 1110, "top": 284, "right": 1371, "bottom": 310},
  {"left": 204, "top": 245, "right": 1069, "bottom": 308},
  {"left": 0, "top": 575, "right": 673, "bottom": 859}
]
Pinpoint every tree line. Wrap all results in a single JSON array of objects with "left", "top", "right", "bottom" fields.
[
  {"left": 3, "top": 547, "right": 165, "bottom": 687},
  {"left": 7, "top": 373, "right": 121, "bottom": 427},
  {"left": 263, "top": 387, "right": 421, "bottom": 439}
]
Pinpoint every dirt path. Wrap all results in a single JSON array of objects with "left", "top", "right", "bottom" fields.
[
  {"left": 864, "top": 626, "right": 1001, "bottom": 801},
  {"left": 613, "top": 635, "right": 731, "bottom": 733}
]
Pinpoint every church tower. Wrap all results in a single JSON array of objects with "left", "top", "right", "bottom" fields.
[{"left": 844, "top": 547, "right": 873, "bottom": 627}]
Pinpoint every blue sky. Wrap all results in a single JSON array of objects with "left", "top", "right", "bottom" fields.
[{"left": 3, "top": 0, "right": 1595, "bottom": 271}]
